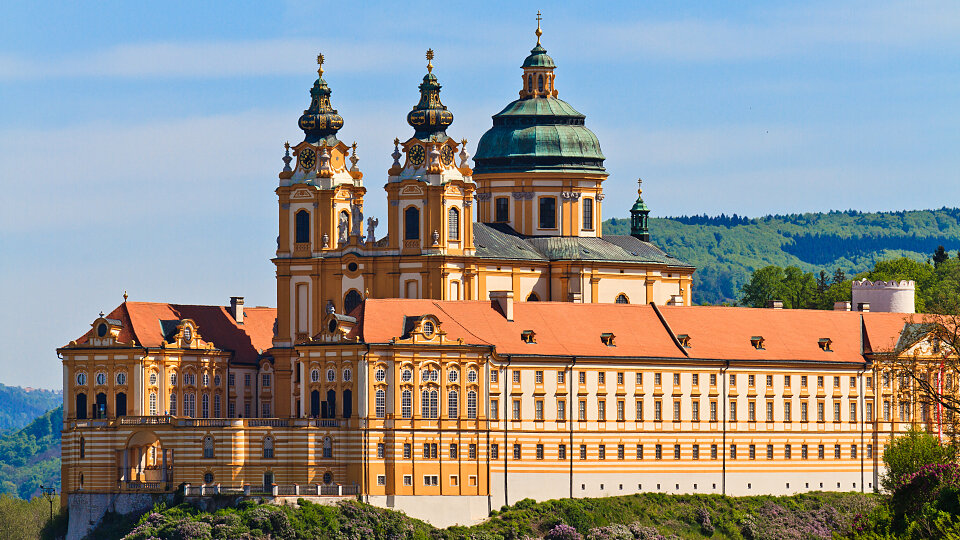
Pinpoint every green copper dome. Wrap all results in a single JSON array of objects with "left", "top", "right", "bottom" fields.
[
  {"left": 297, "top": 68, "right": 344, "bottom": 145},
  {"left": 474, "top": 97, "right": 606, "bottom": 174},
  {"left": 522, "top": 44, "right": 555, "bottom": 68}
]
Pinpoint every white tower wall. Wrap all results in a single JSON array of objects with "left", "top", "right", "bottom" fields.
[{"left": 851, "top": 279, "right": 915, "bottom": 313}]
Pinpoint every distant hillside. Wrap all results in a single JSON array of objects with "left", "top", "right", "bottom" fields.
[
  {"left": 604, "top": 208, "right": 960, "bottom": 304},
  {"left": 0, "top": 406, "right": 61, "bottom": 499},
  {"left": 0, "top": 384, "right": 61, "bottom": 433}
]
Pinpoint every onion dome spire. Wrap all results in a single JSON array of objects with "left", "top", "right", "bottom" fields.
[
  {"left": 630, "top": 178, "right": 651, "bottom": 241},
  {"left": 406, "top": 49, "right": 454, "bottom": 141},
  {"left": 298, "top": 53, "right": 344, "bottom": 145}
]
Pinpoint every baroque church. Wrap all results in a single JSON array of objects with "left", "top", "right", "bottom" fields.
[{"left": 59, "top": 21, "right": 930, "bottom": 536}]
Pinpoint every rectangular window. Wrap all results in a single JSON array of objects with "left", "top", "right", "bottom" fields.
[
  {"left": 579, "top": 371, "right": 586, "bottom": 384},
  {"left": 450, "top": 443, "right": 458, "bottom": 459},
  {"left": 539, "top": 197, "right": 557, "bottom": 229},
  {"left": 617, "top": 400, "right": 625, "bottom": 421},
  {"left": 557, "top": 371, "right": 565, "bottom": 384},
  {"left": 710, "top": 401, "right": 717, "bottom": 422},
  {"left": 801, "top": 402, "right": 809, "bottom": 422},
  {"left": 730, "top": 373, "right": 736, "bottom": 386},
  {"left": 558, "top": 399, "right": 566, "bottom": 421},
  {"left": 559, "top": 444, "right": 566, "bottom": 460},
  {"left": 785, "top": 375, "right": 791, "bottom": 387},
  {"left": 748, "top": 374, "right": 756, "bottom": 387},
  {"left": 710, "top": 373, "right": 717, "bottom": 386},
  {"left": 692, "top": 444, "right": 700, "bottom": 460},
  {"left": 495, "top": 197, "right": 509, "bottom": 223},
  {"left": 535, "top": 400, "right": 544, "bottom": 420},
  {"left": 637, "top": 444, "right": 644, "bottom": 459},
  {"left": 244, "top": 374, "right": 251, "bottom": 387},
  {"left": 654, "top": 401, "right": 662, "bottom": 421},
  {"left": 617, "top": 444, "right": 625, "bottom": 460},
  {"left": 535, "top": 370, "right": 543, "bottom": 384},
  {"left": 617, "top": 372, "right": 624, "bottom": 385},
  {"left": 766, "top": 375, "right": 773, "bottom": 387},
  {"left": 802, "top": 444, "right": 809, "bottom": 460},
  {"left": 692, "top": 373, "right": 699, "bottom": 386},
  {"left": 228, "top": 373, "right": 235, "bottom": 386},
  {"left": 512, "top": 399, "right": 521, "bottom": 420},
  {"left": 785, "top": 444, "right": 792, "bottom": 459},
  {"left": 579, "top": 400, "right": 586, "bottom": 421},
  {"left": 598, "top": 372, "right": 606, "bottom": 384},
  {"left": 261, "top": 402, "right": 270, "bottom": 418},
  {"left": 850, "top": 376, "right": 856, "bottom": 388},
  {"left": 851, "top": 444, "right": 857, "bottom": 459},
  {"left": 636, "top": 400, "right": 643, "bottom": 421},
  {"left": 580, "top": 444, "right": 587, "bottom": 460},
  {"left": 582, "top": 198, "right": 594, "bottom": 230},
  {"left": 766, "top": 401, "right": 774, "bottom": 422},
  {"left": 655, "top": 444, "right": 663, "bottom": 460},
  {"left": 403, "top": 443, "right": 411, "bottom": 459},
  {"left": 748, "top": 401, "right": 756, "bottom": 422},
  {"left": 692, "top": 401, "right": 700, "bottom": 422},
  {"left": 673, "top": 373, "right": 681, "bottom": 386},
  {"left": 655, "top": 373, "right": 662, "bottom": 386},
  {"left": 817, "top": 376, "right": 824, "bottom": 388},
  {"left": 834, "top": 376, "right": 840, "bottom": 388},
  {"left": 767, "top": 444, "right": 774, "bottom": 459},
  {"left": 536, "top": 444, "right": 544, "bottom": 460},
  {"left": 377, "top": 443, "right": 385, "bottom": 459},
  {"left": 884, "top": 401, "right": 891, "bottom": 421},
  {"left": 835, "top": 444, "right": 841, "bottom": 459},
  {"left": 491, "top": 371, "right": 498, "bottom": 383},
  {"left": 867, "top": 402, "right": 874, "bottom": 421},
  {"left": 599, "top": 444, "right": 606, "bottom": 460},
  {"left": 262, "top": 374, "right": 271, "bottom": 388},
  {"left": 490, "top": 399, "right": 499, "bottom": 420},
  {"left": 673, "top": 400, "right": 681, "bottom": 421},
  {"left": 637, "top": 372, "right": 643, "bottom": 386},
  {"left": 801, "top": 375, "right": 808, "bottom": 388},
  {"left": 730, "top": 401, "right": 737, "bottom": 422},
  {"left": 730, "top": 444, "right": 737, "bottom": 459},
  {"left": 674, "top": 444, "right": 681, "bottom": 460},
  {"left": 491, "top": 444, "right": 499, "bottom": 460},
  {"left": 817, "top": 402, "right": 825, "bottom": 422},
  {"left": 403, "top": 475, "right": 412, "bottom": 486},
  {"left": 749, "top": 444, "right": 756, "bottom": 460},
  {"left": 244, "top": 401, "right": 251, "bottom": 419},
  {"left": 512, "top": 370, "right": 520, "bottom": 383},
  {"left": 784, "top": 401, "right": 792, "bottom": 422},
  {"left": 834, "top": 402, "right": 841, "bottom": 422},
  {"left": 423, "top": 475, "right": 438, "bottom": 486},
  {"left": 513, "top": 444, "right": 521, "bottom": 460},
  {"left": 711, "top": 444, "right": 718, "bottom": 460},
  {"left": 228, "top": 401, "right": 235, "bottom": 418},
  {"left": 850, "top": 402, "right": 857, "bottom": 422},
  {"left": 377, "top": 475, "right": 385, "bottom": 486},
  {"left": 818, "top": 444, "right": 825, "bottom": 459},
  {"left": 469, "top": 443, "right": 477, "bottom": 459},
  {"left": 867, "top": 444, "right": 873, "bottom": 459},
  {"left": 598, "top": 400, "right": 606, "bottom": 421}
]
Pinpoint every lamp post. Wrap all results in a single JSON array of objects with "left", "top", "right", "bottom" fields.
[{"left": 39, "top": 484, "right": 56, "bottom": 522}]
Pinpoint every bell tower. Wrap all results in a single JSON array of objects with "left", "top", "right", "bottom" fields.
[{"left": 384, "top": 50, "right": 475, "bottom": 263}]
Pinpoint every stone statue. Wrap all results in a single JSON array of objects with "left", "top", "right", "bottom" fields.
[
  {"left": 338, "top": 212, "right": 349, "bottom": 244},
  {"left": 351, "top": 204, "right": 364, "bottom": 238},
  {"left": 366, "top": 217, "right": 379, "bottom": 243}
]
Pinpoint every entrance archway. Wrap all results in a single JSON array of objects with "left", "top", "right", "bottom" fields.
[{"left": 119, "top": 431, "right": 172, "bottom": 490}]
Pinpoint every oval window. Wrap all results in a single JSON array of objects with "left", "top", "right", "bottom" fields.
[
  {"left": 347, "top": 262, "right": 358, "bottom": 272},
  {"left": 97, "top": 323, "right": 107, "bottom": 337},
  {"left": 375, "top": 369, "right": 386, "bottom": 382},
  {"left": 96, "top": 372, "right": 106, "bottom": 386},
  {"left": 326, "top": 369, "right": 336, "bottom": 382},
  {"left": 401, "top": 369, "right": 412, "bottom": 382},
  {"left": 116, "top": 372, "right": 126, "bottom": 386},
  {"left": 204, "top": 472, "right": 214, "bottom": 484},
  {"left": 468, "top": 370, "right": 478, "bottom": 383},
  {"left": 76, "top": 373, "right": 87, "bottom": 386},
  {"left": 343, "top": 369, "right": 352, "bottom": 382}
]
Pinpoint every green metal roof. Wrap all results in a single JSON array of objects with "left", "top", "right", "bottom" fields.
[{"left": 522, "top": 44, "right": 556, "bottom": 68}]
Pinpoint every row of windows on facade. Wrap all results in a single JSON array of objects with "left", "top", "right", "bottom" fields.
[
  {"left": 73, "top": 371, "right": 267, "bottom": 389},
  {"left": 374, "top": 367, "right": 479, "bottom": 384},
  {"left": 306, "top": 368, "right": 352, "bottom": 383},
  {"left": 491, "top": 196, "right": 596, "bottom": 230},
  {"left": 486, "top": 396, "right": 874, "bottom": 423},
  {"left": 373, "top": 388, "right": 478, "bottom": 419},
  {"left": 293, "top": 207, "right": 465, "bottom": 244},
  {"left": 198, "top": 435, "right": 333, "bottom": 460},
  {"left": 368, "top": 441, "right": 876, "bottom": 462},
  {"left": 376, "top": 474, "right": 478, "bottom": 487},
  {"left": 492, "top": 370, "right": 875, "bottom": 391}
]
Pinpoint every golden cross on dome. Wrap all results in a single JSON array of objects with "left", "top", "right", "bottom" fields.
[
  {"left": 536, "top": 11, "right": 543, "bottom": 45},
  {"left": 316, "top": 53, "right": 325, "bottom": 77},
  {"left": 637, "top": 177, "right": 644, "bottom": 196},
  {"left": 426, "top": 49, "right": 434, "bottom": 73}
]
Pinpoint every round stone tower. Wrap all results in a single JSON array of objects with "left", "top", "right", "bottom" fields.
[{"left": 851, "top": 279, "right": 916, "bottom": 313}]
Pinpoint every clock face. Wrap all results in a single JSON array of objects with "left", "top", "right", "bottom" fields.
[
  {"left": 408, "top": 144, "right": 425, "bottom": 167},
  {"left": 298, "top": 148, "right": 316, "bottom": 170},
  {"left": 440, "top": 145, "right": 455, "bottom": 167}
]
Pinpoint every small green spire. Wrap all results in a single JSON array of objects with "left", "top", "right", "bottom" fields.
[{"left": 630, "top": 178, "right": 650, "bottom": 241}]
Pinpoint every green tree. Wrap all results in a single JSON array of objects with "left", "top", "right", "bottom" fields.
[
  {"left": 881, "top": 428, "right": 956, "bottom": 492},
  {"left": 781, "top": 266, "right": 816, "bottom": 309},
  {"left": 740, "top": 266, "right": 785, "bottom": 308},
  {"left": 934, "top": 245, "right": 949, "bottom": 267}
]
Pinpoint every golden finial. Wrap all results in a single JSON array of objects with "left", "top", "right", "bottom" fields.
[
  {"left": 394, "top": 137, "right": 400, "bottom": 146},
  {"left": 535, "top": 11, "right": 543, "bottom": 45},
  {"left": 637, "top": 177, "right": 644, "bottom": 196},
  {"left": 316, "top": 52, "right": 325, "bottom": 78},
  {"left": 461, "top": 138, "right": 468, "bottom": 147},
  {"left": 426, "top": 49, "right": 434, "bottom": 73},
  {"left": 284, "top": 141, "right": 290, "bottom": 152}
]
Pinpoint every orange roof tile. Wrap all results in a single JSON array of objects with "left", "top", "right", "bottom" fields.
[
  {"left": 74, "top": 302, "right": 276, "bottom": 365},
  {"left": 862, "top": 312, "right": 919, "bottom": 354}
]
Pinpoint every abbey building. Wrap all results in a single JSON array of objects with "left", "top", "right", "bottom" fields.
[{"left": 59, "top": 24, "right": 935, "bottom": 535}]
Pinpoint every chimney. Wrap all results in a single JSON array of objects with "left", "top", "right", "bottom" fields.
[
  {"left": 490, "top": 291, "right": 514, "bottom": 321},
  {"left": 230, "top": 296, "right": 244, "bottom": 324},
  {"left": 857, "top": 302, "right": 870, "bottom": 313},
  {"left": 766, "top": 300, "right": 783, "bottom": 309},
  {"left": 833, "top": 301, "right": 851, "bottom": 311}
]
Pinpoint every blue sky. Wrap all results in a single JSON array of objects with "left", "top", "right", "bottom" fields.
[{"left": 1, "top": 1, "right": 959, "bottom": 388}]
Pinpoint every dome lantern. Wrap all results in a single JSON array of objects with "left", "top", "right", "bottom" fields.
[
  {"left": 630, "top": 178, "right": 651, "bottom": 241},
  {"left": 406, "top": 49, "right": 454, "bottom": 141},
  {"left": 297, "top": 53, "right": 344, "bottom": 145}
]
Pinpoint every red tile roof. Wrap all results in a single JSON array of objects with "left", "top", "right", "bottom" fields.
[{"left": 73, "top": 302, "right": 276, "bottom": 365}]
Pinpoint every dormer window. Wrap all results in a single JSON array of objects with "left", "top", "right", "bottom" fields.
[
  {"left": 521, "top": 330, "right": 536, "bottom": 344},
  {"left": 97, "top": 323, "right": 108, "bottom": 337},
  {"left": 750, "top": 336, "right": 765, "bottom": 350},
  {"left": 819, "top": 338, "right": 833, "bottom": 352},
  {"left": 422, "top": 320, "right": 435, "bottom": 337},
  {"left": 677, "top": 334, "right": 691, "bottom": 348},
  {"left": 600, "top": 333, "right": 616, "bottom": 346}
]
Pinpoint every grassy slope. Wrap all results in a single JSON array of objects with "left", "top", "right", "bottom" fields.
[
  {"left": 603, "top": 208, "right": 960, "bottom": 304},
  {"left": 0, "top": 406, "right": 61, "bottom": 499},
  {"left": 90, "top": 491, "right": 878, "bottom": 539}
]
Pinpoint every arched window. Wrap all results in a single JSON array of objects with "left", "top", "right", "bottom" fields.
[
  {"left": 401, "top": 389, "right": 412, "bottom": 419},
  {"left": 213, "top": 394, "right": 221, "bottom": 418},
  {"left": 115, "top": 392, "right": 127, "bottom": 417},
  {"left": 295, "top": 210, "right": 310, "bottom": 243},
  {"left": 185, "top": 393, "right": 196, "bottom": 417},
  {"left": 148, "top": 392, "right": 157, "bottom": 416},
  {"left": 448, "top": 390, "right": 459, "bottom": 418},
  {"left": 448, "top": 207, "right": 460, "bottom": 240},
  {"left": 263, "top": 436, "right": 274, "bottom": 459},
  {"left": 527, "top": 75, "right": 533, "bottom": 93},
  {"left": 170, "top": 372, "right": 177, "bottom": 386},
  {"left": 538, "top": 74, "right": 544, "bottom": 93},
  {"left": 404, "top": 207, "right": 420, "bottom": 240},
  {"left": 615, "top": 293, "right": 629, "bottom": 304},
  {"left": 76, "top": 393, "right": 87, "bottom": 420},
  {"left": 526, "top": 292, "right": 540, "bottom": 302},
  {"left": 79, "top": 436, "right": 86, "bottom": 459},
  {"left": 95, "top": 393, "right": 107, "bottom": 419},
  {"left": 421, "top": 389, "right": 438, "bottom": 419},
  {"left": 310, "top": 390, "right": 320, "bottom": 417},
  {"left": 169, "top": 393, "right": 177, "bottom": 416},
  {"left": 322, "top": 437, "right": 332, "bottom": 459},
  {"left": 201, "top": 394, "right": 209, "bottom": 418},
  {"left": 203, "top": 436, "right": 214, "bottom": 458},
  {"left": 375, "top": 389, "right": 385, "bottom": 418},
  {"left": 344, "top": 290, "right": 363, "bottom": 315},
  {"left": 342, "top": 389, "right": 353, "bottom": 418},
  {"left": 467, "top": 390, "right": 478, "bottom": 419},
  {"left": 582, "top": 198, "right": 594, "bottom": 230},
  {"left": 326, "top": 389, "right": 337, "bottom": 418}
]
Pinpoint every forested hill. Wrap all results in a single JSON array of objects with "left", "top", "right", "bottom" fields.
[
  {"left": 603, "top": 208, "right": 960, "bottom": 304},
  {"left": 0, "top": 384, "right": 61, "bottom": 433},
  {"left": 0, "top": 406, "right": 61, "bottom": 499}
]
